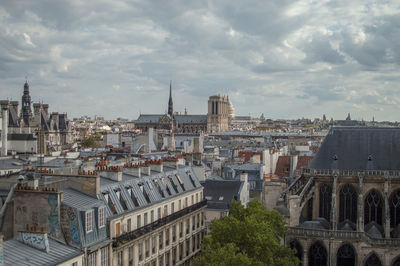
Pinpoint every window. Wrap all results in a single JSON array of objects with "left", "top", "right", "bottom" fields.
[
  {"left": 365, "top": 189, "right": 383, "bottom": 226},
  {"left": 172, "top": 225, "right": 176, "bottom": 242},
  {"left": 86, "top": 210, "right": 93, "bottom": 233},
  {"left": 137, "top": 215, "right": 141, "bottom": 228},
  {"left": 197, "top": 213, "right": 200, "bottom": 228},
  {"left": 179, "top": 200, "right": 181, "bottom": 210},
  {"left": 87, "top": 252, "right": 97, "bottom": 266},
  {"left": 179, "top": 222, "right": 183, "bottom": 238},
  {"left": 186, "top": 218, "right": 190, "bottom": 234},
  {"left": 336, "top": 244, "right": 355, "bottom": 266},
  {"left": 188, "top": 173, "right": 196, "bottom": 187},
  {"left": 191, "top": 195, "right": 194, "bottom": 205},
  {"left": 115, "top": 222, "right": 120, "bottom": 236},
  {"left": 168, "top": 176, "right": 179, "bottom": 193},
  {"left": 308, "top": 241, "right": 327, "bottom": 266},
  {"left": 365, "top": 253, "right": 382, "bottom": 266},
  {"left": 152, "top": 235, "right": 156, "bottom": 254},
  {"left": 339, "top": 184, "right": 357, "bottom": 223},
  {"left": 164, "top": 205, "right": 168, "bottom": 217},
  {"left": 144, "top": 212, "right": 148, "bottom": 225},
  {"left": 192, "top": 236, "right": 196, "bottom": 252},
  {"left": 200, "top": 191, "right": 203, "bottom": 200},
  {"left": 166, "top": 228, "right": 170, "bottom": 245},
  {"left": 390, "top": 189, "right": 400, "bottom": 228},
  {"left": 171, "top": 202, "right": 175, "bottom": 213},
  {"left": 319, "top": 184, "right": 332, "bottom": 221},
  {"left": 196, "top": 193, "right": 198, "bottom": 203},
  {"left": 139, "top": 242, "right": 143, "bottom": 261},
  {"left": 101, "top": 247, "right": 109, "bottom": 266},
  {"left": 158, "top": 207, "right": 161, "bottom": 219},
  {"left": 186, "top": 239, "right": 190, "bottom": 256},
  {"left": 159, "top": 231, "right": 164, "bottom": 249},
  {"left": 176, "top": 174, "right": 185, "bottom": 191},
  {"left": 145, "top": 238, "right": 150, "bottom": 257},
  {"left": 127, "top": 218, "right": 131, "bottom": 232},
  {"left": 179, "top": 243, "right": 183, "bottom": 260},
  {"left": 98, "top": 207, "right": 105, "bottom": 228},
  {"left": 166, "top": 251, "right": 170, "bottom": 266},
  {"left": 129, "top": 188, "right": 139, "bottom": 207},
  {"left": 151, "top": 210, "right": 154, "bottom": 223},
  {"left": 117, "top": 251, "right": 122, "bottom": 266},
  {"left": 129, "top": 246, "right": 134, "bottom": 266},
  {"left": 185, "top": 197, "right": 188, "bottom": 208},
  {"left": 201, "top": 212, "right": 204, "bottom": 226},
  {"left": 192, "top": 216, "right": 195, "bottom": 230},
  {"left": 72, "top": 262, "right": 78, "bottom": 266}
]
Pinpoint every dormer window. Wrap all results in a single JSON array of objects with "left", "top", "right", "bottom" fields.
[
  {"left": 176, "top": 174, "right": 185, "bottom": 191},
  {"left": 98, "top": 207, "right": 105, "bottom": 228},
  {"left": 168, "top": 176, "right": 179, "bottom": 193},
  {"left": 187, "top": 173, "right": 196, "bottom": 187},
  {"left": 86, "top": 210, "right": 93, "bottom": 233}
]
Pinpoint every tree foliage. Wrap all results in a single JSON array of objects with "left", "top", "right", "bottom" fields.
[
  {"left": 195, "top": 199, "right": 299, "bottom": 266},
  {"left": 81, "top": 136, "right": 101, "bottom": 148}
]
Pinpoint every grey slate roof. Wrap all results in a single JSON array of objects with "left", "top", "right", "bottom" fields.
[
  {"left": 62, "top": 188, "right": 105, "bottom": 211},
  {"left": 0, "top": 158, "right": 25, "bottom": 170},
  {"left": 309, "top": 127, "right": 400, "bottom": 170},
  {"left": 4, "top": 238, "right": 83, "bottom": 266},
  {"left": 135, "top": 114, "right": 163, "bottom": 123},
  {"left": 98, "top": 166, "right": 202, "bottom": 218},
  {"left": 202, "top": 179, "right": 242, "bottom": 210},
  {"left": 174, "top": 115, "right": 207, "bottom": 124}
]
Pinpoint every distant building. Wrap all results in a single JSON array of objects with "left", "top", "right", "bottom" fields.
[
  {"left": 134, "top": 82, "right": 208, "bottom": 133},
  {"left": 207, "top": 95, "right": 229, "bottom": 133},
  {"left": 0, "top": 81, "right": 73, "bottom": 155}
]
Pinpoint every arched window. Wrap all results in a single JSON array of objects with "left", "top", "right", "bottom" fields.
[
  {"left": 392, "top": 257, "right": 400, "bottom": 266},
  {"left": 339, "top": 184, "right": 357, "bottom": 223},
  {"left": 390, "top": 190, "right": 400, "bottom": 228},
  {"left": 337, "top": 244, "right": 355, "bottom": 266},
  {"left": 309, "top": 241, "right": 327, "bottom": 266},
  {"left": 365, "top": 253, "right": 381, "bottom": 266},
  {"left": 364, "top": 190, "right": 383, "bottom": 226},
  {"left": 289, "top": 240, "right": 303, "bottom": 265},
  {"left": 319, "top": 184, "right": 332, "bottom": 221}
]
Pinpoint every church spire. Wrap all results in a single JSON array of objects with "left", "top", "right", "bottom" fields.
[
  {"left": 168, "top": 80, "right": 173, "bottom": 116},
  {"left": 22, "top": 80, "right": 32, "bottom": 126}
]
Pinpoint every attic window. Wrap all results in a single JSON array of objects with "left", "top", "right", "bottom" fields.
[
  {"left": 168, "top": 176, "right": 179, "bottom": 193},
  {"left": 368, "top": 154, "right": 373, "bottom": 161},
  {"left": 175, "top": 174, "right": 185, "bottom": 191},
  {"left": 187, "top": 172, "right": 196, "bottom": 187},
  {"left": 219, "top": 196, "right": 224, "bottom": 201},
  {"left": 205, "top": 196, "right": 212, "bottom": 201},
  {"left": 138, "top": 183, "right": 151, "bottom": 204},
  {"left": 85, "top": 210, "right": 93, "bottom": 233},
  {"left": 154, "top": 179, "right": 165, "bottom": 198}
]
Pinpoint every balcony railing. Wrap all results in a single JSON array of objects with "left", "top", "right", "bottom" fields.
[
  {"left": 301, "top": 168, "right": 400, "bottom": 178},
  {"left": 289, "top": 227, "right": 400, "bottom": 247},
  {"left": 113, "top": 200, "right": 207, "bottom": 247}
]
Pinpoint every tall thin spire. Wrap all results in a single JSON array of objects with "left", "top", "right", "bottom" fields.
[{"left": 168, "top": 80, "right": 173, "bottom": 116}]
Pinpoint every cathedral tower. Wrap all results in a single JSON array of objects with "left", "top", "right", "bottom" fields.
[
  {"left": 168, "top": 80, "right": 173, "bottom": 116},
  {"left": 21, "top": 81, "right": 32, "bottom": 126}
]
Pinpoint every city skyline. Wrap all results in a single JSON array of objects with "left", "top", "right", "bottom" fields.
[{"left": 1, "top": 1, "right": 400, "bottom": 121}]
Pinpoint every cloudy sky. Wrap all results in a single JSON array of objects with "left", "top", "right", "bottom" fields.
[{"left": 1, "top": 0, "right": 400, "bottom": 121}]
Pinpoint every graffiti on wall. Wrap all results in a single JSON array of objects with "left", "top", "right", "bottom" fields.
[
  {"left": 47, "top": 194, "right": 61, "bottom": 238},
  {"left": 19, "top": 232, "right": 50, "bottom": 253},
  {"left": 62, "top": 206, "right": 81, "bottom": 247}
]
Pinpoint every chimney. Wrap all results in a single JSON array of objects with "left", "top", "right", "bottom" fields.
[
  {"left": 0, "top": 101, "right": 9, "bottom": 157},
  {"left": 33, "top": 103, "right": 41, "bottom": 117},
  {"left": 123, "top": 166, "right": 141, "bottom": 178},
  {"left": 42, "top": 104, "right": 49, "bottom": 117},
  {"left": 98, "top": 166, "right": 122, "bottom": 182},
  {"left": 10, "top": 101, "right": 19, "bottom": 116},
  {"left": 140, "top": 163, "right": 151, "bottom": 176},
  {"left": 19, "top": 231, "right": 50, "bottom": 253},
  {"left": 150, "top": 160, "right": 163, "bottom": 173}
]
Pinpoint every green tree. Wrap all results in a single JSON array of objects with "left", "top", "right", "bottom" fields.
[
  {"left": 81, "top": 136, "right": 101, "bottom": 148},
  {"left": 195, "top": 199, "right": 299, "bottom": 266}
]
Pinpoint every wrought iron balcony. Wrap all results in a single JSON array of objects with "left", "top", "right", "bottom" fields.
[{"left": 113, "top": 200, "right": 207, "bottom": 247}]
